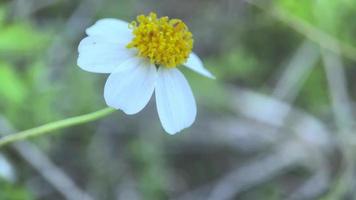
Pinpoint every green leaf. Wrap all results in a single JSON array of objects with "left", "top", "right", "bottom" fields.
[
  {"left": 0, "top": 179, "right": 34, "bottom": 200},
  {"left": 0, "top": 23, "right": 49, "bottom": 53},
  {"left": 0, "top": 62, "right": 27, "bottom": 104},
  {"left": 277, "top": 0, "right": 315, "bottom": 23}
]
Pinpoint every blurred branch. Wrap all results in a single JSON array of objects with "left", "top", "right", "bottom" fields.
[
  {"left": 272, "top": 40, "right": 330, "bottom": 199},
  {"left": 14, "top": 142, "right": 94, "bottom": 200},
  {"left": 183, "top": 42, "right": 321, "bottom": 153},
  {"left": 231, "top": 87, "right": 331, "bottom": 150},
  {"left": 245, "top": 0, "right": 356, "bottom": 62},
  {"left": 288, "top": 167, "right": 330, "bottom": 200},
  {"left": 231, "top": 86, "right": 332, "bottom": 196},
  {"left": 273, "top": 41, "right": 320, "bottom": 102},
  {"left": 28, "top": 0, "right": 61, "bottom": 14},
  {"left": 48, "top": 0, "right": 105, "bottom": 78},
  {"left": 207, "top": 141, "right": 308, "bottom": 200},
  {"left": 0, "top": 153, "right": 16, "bottom": 182},
  {"left": 174, "top": 184, "right": 212, "bottom": 200},
  {"left": 0, "top": 108, "right": 115, "bottom": 148},
  {"left": 175, "top": 85, "right": 333, "bottom": 199},
  {"left": 321, "top": 49, "right": 356, "bottom": 199},
  {"left": 322, "top": 49, "right": 354, "bottom": 129},
  {"left": 11, "top": 0, "right": 60, "bottom": 18}
]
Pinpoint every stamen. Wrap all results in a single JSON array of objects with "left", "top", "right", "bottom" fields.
[{"left": 127, "top": 12, "right": 194, "bottom": 68}]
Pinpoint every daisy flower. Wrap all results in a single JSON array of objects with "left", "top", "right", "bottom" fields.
[{"left": 77, "top": 12, "right": 214, "bottom": 134}]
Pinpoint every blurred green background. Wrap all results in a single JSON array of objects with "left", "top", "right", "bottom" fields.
[{"left": 1, "top": 0, "right": 356, "bottom": 199}]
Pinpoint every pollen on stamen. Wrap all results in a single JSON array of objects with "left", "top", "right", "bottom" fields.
[{"left": 126, "top": 12, "right": 194, "bottom": 68}]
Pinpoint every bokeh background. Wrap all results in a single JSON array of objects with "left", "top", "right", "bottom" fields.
[{"left": 1, "top": 0, "right": 356, "bottom": 199}]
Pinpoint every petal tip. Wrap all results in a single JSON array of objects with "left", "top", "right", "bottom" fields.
[
  {"left": 166, "top": 130, "right": 178, "bottom": 135},
  {"left": 206, "top": 73, "right": 216, "bottom": 79},
  {"left": 164, "top": 127, "right": 183, "bottom": 135},
  {"left": 121, "top": 108, "right": 139, "bottom": 115},
  {"left": 164, "top": 124, "right": 194, "bottom": 135},
  {"left": 105, "top": 101, "right": 140, "bottom": 116}
]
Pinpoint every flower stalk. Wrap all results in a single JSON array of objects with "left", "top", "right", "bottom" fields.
[{"left": 0, "top": 107, "right": 116, "bottom": 148}]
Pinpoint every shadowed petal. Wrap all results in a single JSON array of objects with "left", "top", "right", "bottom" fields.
[{"left": 184, "top": 52, "right": 215, "bottom": 79}]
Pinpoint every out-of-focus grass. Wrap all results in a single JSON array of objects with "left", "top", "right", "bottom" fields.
[{"left": 1, "top": 0, "right": 356, "bottom": 199}]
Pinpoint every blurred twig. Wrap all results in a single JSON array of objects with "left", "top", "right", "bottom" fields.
[
  {"left": 28, "top": 0, "right": 61, "bottom": 14},
  {"left": 271, "top": 40, "right": 331, "bottom": 199},
  {"left": 231, "top": 87, "right": 331, "bottom": 149},
  {"left": 321, "top": 49, "right": 356, "bottom": 199},
  {"left": 273, "top": 41, "right": 320, "bottom": 102},
  {"left": 11, "top": 0, "right": 60, "bottom": 18},
  {"left": 201, "top": 38, "right": 330, "bottom": 199},
  {"left": 322, "top": 49, "right": 354, "bottom": 129},
  {"left": 175, "top": 85, "right": 332, "bottom": 199},
  {"left": 207, "top": 141, "right": 308, "bottom": 200},
  {"left": 287, "top": 167, "right": 330, "bottom": 200},
  {"left": 47, "top": 0, "right": 105, "bottom": 80},
  {"left": 14, "top": 142, "right": 94, "bottom": 200}
]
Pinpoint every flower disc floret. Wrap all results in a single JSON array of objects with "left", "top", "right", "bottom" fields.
[{"left": 127, "top": 12, "right": 194, "bottom": 68}]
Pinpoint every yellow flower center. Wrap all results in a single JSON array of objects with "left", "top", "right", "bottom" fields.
[{"left": 127, "top": 12, "right": 194, "bottom": 68}]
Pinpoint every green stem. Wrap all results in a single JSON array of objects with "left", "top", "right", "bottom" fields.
[{"left": 0, "top": 107, "right": 116, "bottom": 148}]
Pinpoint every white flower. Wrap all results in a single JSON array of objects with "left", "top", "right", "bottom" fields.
[{"left": 77, "top": 13, "right": 214, "bottom": 134}]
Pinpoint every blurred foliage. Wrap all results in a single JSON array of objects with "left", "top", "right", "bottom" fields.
[
  {"left": 0, "top": 179, "right": 33, "bottom": 200},
  {"left": 0, "top": 0, "right": 356, "bottom": 199},
  {"left": 279, "top": 0, "right": 356, "bottom": 45},
  {"left": 0, "top": 23, "right": 49, "bottom": 53},
  {"left": 0, "top": 62, "right": 27, "bottom": 105}
]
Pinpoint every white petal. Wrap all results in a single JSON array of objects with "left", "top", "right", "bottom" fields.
[
  {"left": 86, "top": 18, "right": 133, "bottom": 44},
  {"left": 77, "top": 36, "right": 136, "bottom": 73},
  {"left": 155, "top": 68, "right": 197, "bottom": 134},
  {"left": 184, "top": 52, "right": 215, "bottom": 79},
  {"left": 104, "top": 58, "right": 157, "bottom": 115}
]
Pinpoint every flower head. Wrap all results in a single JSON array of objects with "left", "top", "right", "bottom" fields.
[
  {"left": 127, "top": 12, "right": 193, "bottom": 67},
  {"left": 77, "top": 12, "right": 214, "bottom": 134}
]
